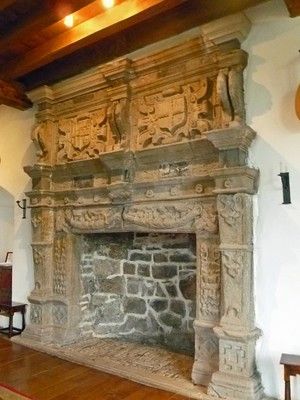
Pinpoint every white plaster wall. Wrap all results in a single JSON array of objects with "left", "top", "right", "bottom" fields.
[
  {"left": 0, "top": 187, "right": 14, "bottom": 261},
  {"left": 243, "top": 0, "right": 300, "bottom": 398},
  {"left": 0, "top": 105, "right": 35, "bottom": 322}
]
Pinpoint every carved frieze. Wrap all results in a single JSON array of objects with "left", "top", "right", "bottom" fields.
[
  {"left": 136, "top": 80, "right": 215, "bottom": 149},
  {"left": 65, "top": 208, "right": 122, "bottom": 231},
  {"left": 123, "top": 202, "right": 203, "bottom": 230}
]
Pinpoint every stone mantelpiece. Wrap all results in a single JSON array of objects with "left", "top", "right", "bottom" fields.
[{"left": 20, "top": 13, "right": 264, "bottom": 400}]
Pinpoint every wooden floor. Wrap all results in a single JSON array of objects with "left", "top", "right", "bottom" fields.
[{"left": 0, "top": 338, "right": 190, "bottom": 399}]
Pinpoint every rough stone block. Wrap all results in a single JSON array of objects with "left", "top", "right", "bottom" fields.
[
  {"left": 123, "top": 262, "right": 136, "bottom": 275},
  {"left": 153, "top": 253, "right": 168, "bottom": 263},
  {"left": 94, "top": 296, "right": 124, "bottom": 324},
  {"left": 137, "top": 264, "right": 150, "bottom": 277},
  {"left": 164, "top": 282, "right": 178, "bottom": 297},
  {"left": 141, "top": 280, "right": 155, "bottom": 296},
  {"left": 149, "top": 299, "right": 168, "bottom": 312},
  {"left": 169, "top": 252, "right": 195, "bottom": 263},
  {"left": 179, "top": 271, "right": 196, "bottom": 300},
  {"left": 159, "top": 312, "right": 182, "bottom": 328},
  {"left": 127, "top": 277, "right": 140, "bottom": 295},
  {"left": 98, "top": 276, "right": 125, "bottom": 294},
  {"left": 130, "top": 252, "right": 151, "bottom": 262},
  {"left": 170, "top": 300, "right": 186, "bottom": 317},
  {"left": 152, "top": 265, "right": 177, "bottom": 279},
  {"left": 124, "top": 297, "right": 146, "bottom": 314},
  {"left": 94, "top": 259, "right": 121, "bottom": 278}
]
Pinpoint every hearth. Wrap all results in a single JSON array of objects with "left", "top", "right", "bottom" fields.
[
  {"left": 79, "top": 232, "right": 196, "bottom": 356},
  {"left": 16, "top": 14, "right": 265, "bottom": 400}
]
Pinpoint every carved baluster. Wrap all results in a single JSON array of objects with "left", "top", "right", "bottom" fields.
[{"left": 208, "top": 194, "right": 264, "bottom": 399}]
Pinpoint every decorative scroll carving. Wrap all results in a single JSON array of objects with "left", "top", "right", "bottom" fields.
[
  {"left": 159, "top": 161, "right": 189, "bottom": 178},
  {"left": 57, "top": 109, "right": 124, "bottom": 162},
  {"left": 199, "top": 242, "right": 221, "bottom": 320},
  {"left": 108, "top": 99, "right": 129, "bottom": 144},
  {"left": 65, "top": 208, "right": 122, "bottom": 231},
  {"left": 53, "top": 237, "right": 67, "bottom": 296},
  {"left": 31, "top": 211, "right": 53, "bottom": 242},
  {"left": 137, "top": 80, "right": 214, "bottom": 149},
  {"left": 196, "top": 204, "right": 218, "bottom": 234},
  {"left": 31, "top": 121, "right": 51, "bottom": 163},
  {"left": 217, "top": 67, "right": 245, "bottom": 126},
  {"left": 123, "top": 203, "right": 203, "bottom": 230},
  {"left": 32, "top": 247, "right": 46, "bottom": 291}
]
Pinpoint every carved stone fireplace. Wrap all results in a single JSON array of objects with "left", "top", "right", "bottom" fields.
[{"left": 17, "top": 13, "right": 264, "bottom": 400}]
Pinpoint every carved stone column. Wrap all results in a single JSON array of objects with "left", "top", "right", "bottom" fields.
[
  {"left": 192, "top": 234, "right": 220, "bottom": 385},
  {"left": 51, "top": 230, "right": 81, "bottom": 343},
  {"left": 208, "top": 194, "right": 264, "bottom": 399}
]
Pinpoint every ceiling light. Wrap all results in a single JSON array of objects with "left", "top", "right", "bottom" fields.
[
  {"left": 64, "top": 14, "right": 74, "bottom": 28},
  {"left": 102, "top": 0, "right": 115, "bottom": 9}
]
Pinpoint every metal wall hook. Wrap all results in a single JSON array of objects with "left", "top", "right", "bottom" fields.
[
  {"left": 16, "top": 198, "right": 28, "bottom": 219},
  {"left": 278, "top": 172, "right": 291, "bottom": 204}
]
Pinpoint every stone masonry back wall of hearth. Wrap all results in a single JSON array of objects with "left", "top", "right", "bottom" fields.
[{"left": 79, "top": 232, "right": 196, "bottom": 355}]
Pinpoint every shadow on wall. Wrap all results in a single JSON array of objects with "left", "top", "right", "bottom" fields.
[{"left": 0, "top": 186, "right": 14, "bottom": 262}]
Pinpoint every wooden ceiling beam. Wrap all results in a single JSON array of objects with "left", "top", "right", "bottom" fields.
[
  {"left": 0, "top": 0, "right": 187, "bottom": 80},
  {"left": 0, "top": 0, "right": 19, "bottom": 12},
  {"left": 0, "top": 0, "right": 95, "bottom": 53},
  {"left": 283, "top": 0, "right": 300, "bottom": 17},
  {"left": 0, "top": 80, "right": 32, "bottom": 110}
]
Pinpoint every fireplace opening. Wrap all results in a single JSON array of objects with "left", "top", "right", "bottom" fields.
[{"left": 79, "top": 232, "right": 196, "bottom": 356}]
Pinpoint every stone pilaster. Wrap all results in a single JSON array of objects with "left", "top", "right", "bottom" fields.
[
  {"left": 192, "top": 234, "right": 220, "bottom": 386},
  {"left": 208, "top": 194, "right": 263, "bottom": 399}
]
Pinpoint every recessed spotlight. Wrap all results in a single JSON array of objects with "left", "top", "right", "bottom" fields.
[
  {"left": 102, "top": 0, "right": 115, "bottom": 9},
  {"left": 64, "top": 14, "right": 74, "bottom": 28}
]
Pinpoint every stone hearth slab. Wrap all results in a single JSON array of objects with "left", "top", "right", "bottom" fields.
[{"left": 14, "top": 336, "right": 210, "bottom": 399}]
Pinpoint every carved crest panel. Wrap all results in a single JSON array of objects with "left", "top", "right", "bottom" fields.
[
  {"left": 57, "top": 108, "right": 123, "bottom": 162},
  {"left": 136, "top": 79, "right": 216, "bottom": 149}
]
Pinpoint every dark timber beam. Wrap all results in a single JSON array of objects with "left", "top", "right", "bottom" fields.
[
  {"left": 283, "top": 0, "right": 300, "bottom": 17},
  {"left": 0, "top": 0, "right": 187, "bottom": 80},
  {"left": 0, "top": 80, "right": 32, "bottom": 110}
]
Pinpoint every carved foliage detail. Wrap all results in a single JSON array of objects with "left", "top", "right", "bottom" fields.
[
  {"left": 30, "top": 304, "right": 42, "bottom": 325},
  {"left": 196, "top": 204, "right": 218, "bottom": 234},
  {"left": 137, "top": 80, "right": 214, "bottom": 149},
  {"left": 52, "top": 304, "right": 67, "bottom": 325},
  {"left": 65, "top": 208, "right": 122, "bottom": 231},
  {"left": 199, "top": 242, "right": 221, "bottom": 320},
  {"left": 221, "top": 250, "right": 244, "bottom": 322},
  {"left": 53, "top": 237, "right": 67, "bottom": 296},
  {"left": 218, "top": 194, "right": 243, "bottom": 227},
  {"left": 123, "top": 203, "right": 203, "bottom": 230}
]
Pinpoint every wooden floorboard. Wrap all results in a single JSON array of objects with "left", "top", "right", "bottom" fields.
[{"left": 0, "top": 338, "right": 191, "bottom": 399}]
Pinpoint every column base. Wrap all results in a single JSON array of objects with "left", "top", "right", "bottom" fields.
[
  {"left": 19, "top": 324, "right": 53, "bottom": 344},
  {"left": 192, "top": 359, "right": 213, "bottom": 386},
  {"left": 208, "top": 371, "right": 264, "bottom": 400}
]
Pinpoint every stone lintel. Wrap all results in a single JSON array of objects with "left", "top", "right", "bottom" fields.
[{"left": 200, "top": 13, "right": 251, "bottom": 46}]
